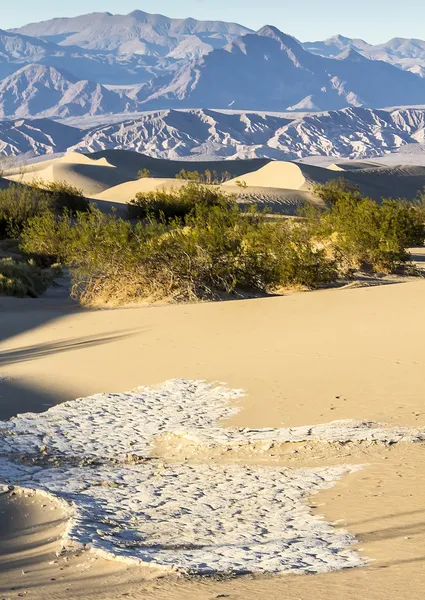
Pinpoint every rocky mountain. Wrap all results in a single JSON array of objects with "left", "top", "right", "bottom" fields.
[
  {"left": 0, "top": 117, "right": 82, "bottom": 157},
  {"left": 2, "top": 107, "right": 425, "bottom": 161},
  {"left": 3, "top": 12, "right": 425, "bottom": 118},
  {"left": 12, "top": 11, "right": 251, "bottom": 58},
  {"left": 138, "top": 26, "right": 425, "bottom": 111},
  {"left": 303, "top": 35, "right": 425, "bottom": 78},
  {"left": 0, "top": 64, "right": 136, "bottom": 118}
]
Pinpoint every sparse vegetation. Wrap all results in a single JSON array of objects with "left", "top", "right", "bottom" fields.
[
  {"left": 306, "top": 180, "right": 425, "bottom": 272},
  {"left": 175, "top": 169, "right": 233, "bottom": 184},
  {"left": 0, "top": 257, "right": 59, "bottom": 298},
  {"left": 128, "top": 182, "right": 235, "bottom": 221},
  {"left": 3, "top": 174, "right": 423, "bottom": 304},
  {"left": 0, "top": 184, "right": 53, "bottom": 238},
  {"left": 137, "top": 168, "right": 150, "bottom": 179},
  {"left": 21, "top": 199, "right": 337, "bottom": 306},
  {"left": 31, "top": 178, "right": 90, "bottom": 215},
  {"left": 236, "top": 180, "right": 248, "bottom": 189}
]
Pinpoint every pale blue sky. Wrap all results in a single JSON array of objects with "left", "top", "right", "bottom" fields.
[{"left": 4, "top": 0, "right": 425, "bottom": 44}]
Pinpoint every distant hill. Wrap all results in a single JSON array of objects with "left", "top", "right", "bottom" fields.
[
  {"left": 12, "top": 11, "right": 251, "bottom": 58},
  {"left": 303, "top": 35, "right": 425, "bottom": 78},
  {"left": 3, "top": 107, "right": 425, "bottom": 162},
  {"left": 0, "top": 64, "right": 136, "bottom": 118}
]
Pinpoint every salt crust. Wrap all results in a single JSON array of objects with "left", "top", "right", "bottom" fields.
[{"left": 1, "top": 379, "right": 423, "bottom": 575}]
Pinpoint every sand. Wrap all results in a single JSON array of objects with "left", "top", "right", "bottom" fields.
[
  {"left": 0, "top": 277, "right": 425, "bottom": 597},
  {"left": 4, "top": 152, "right": 135, "bottom": 196},
  {"left": 227, "top": 161, "right": 307, "bottom": 189},
  {"left": 4, "top": 150, "right": 425, "bottom": 213}
]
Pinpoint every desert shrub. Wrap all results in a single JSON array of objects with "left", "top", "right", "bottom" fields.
[
  {"left": 271, "top": 221, "right": 337, "bottom": 287},
  {"left": 236, "top": 180, "right": 248, "bottom": 189},
  {"left": 304, "top": 190, "right": 425, "bottom": 272},
  {"left": 412, "top": 187, "right": 425, "bottom": 224},
  {"left": 31, "top": 178, "right": 90, "bottom": 215},
  {"left": 0, "top": 257, "right": 59, "bottom": 298},
  {"left": 0, "top": 238, "right": 23, "bottom": 260},
  {"left": 128, "top": 183, "right": 236, "bottom": 221},
  {"left": 138, "top": 168, "right": 150, "bottom": 179},
  {"left": 314, "top": 178, "right": 363, "bottom": 206},
  {"left": 175, "top": 169, "right": 233, "bottom": 184},
  {"left": 22, "top": 202, "right": 337, "bottom": 306},
  {"left": 0, "top": 184, "right": 53, "bottom": 238}
]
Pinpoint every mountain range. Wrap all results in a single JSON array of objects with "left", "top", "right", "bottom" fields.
[
  {"left": 0, "top": 11, "right": 424, "bottom": 119},
  {"left": 3, "top": 107, "right": 425, "bottom": 162}
]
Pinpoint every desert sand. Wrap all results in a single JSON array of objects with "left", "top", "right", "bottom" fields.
[
  {"left": 4, "top": 151, "right": 425, "bottom": 214},
  {"left": 1, "top": 274, "right": 425, "bottom": 599}
]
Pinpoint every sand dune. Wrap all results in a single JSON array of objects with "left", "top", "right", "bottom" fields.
[
  {"left": 5, "top": 152, "right": 133, "bottom": 196},
  {"left": 89, "top": 149, "right": 270, "bottom": 179},
  {"left": 230, "top": 159, "right": 425, "bottom": 201},
  {"left": 2, "top": 150, "right": 425, "bottom": 209},
  {"left": 327, "top": 161, "right": 384, "bottom": 171},
  {"left": 227, "top": 161, "right": 307, "bottom": 189},
  {"left": 93, "top": 177, "right": 188, "bottom": 204}
]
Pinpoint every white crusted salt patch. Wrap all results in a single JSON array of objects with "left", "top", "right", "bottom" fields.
[
  {"left": 0, "top": 379, "right": 423, "bottom": 576},
  {"left": 1, "top": 380, "right": 422, "bottom": 461},
  {"left": 0, "top": 456, "right": 364, "bottom": 574}
]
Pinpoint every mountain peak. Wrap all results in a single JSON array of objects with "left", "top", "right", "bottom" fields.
[
  {"left": 255, "top": 25, "right": 303, "bottom": 53},
  {"left": 326, "top": 34, "right": 352, "bottom": 44},
  {"left": 337, "top": 47, "right": 368, "bottom": 61},
  {"left": 256, "top": 25, "right": 282, "bottom": 37}
]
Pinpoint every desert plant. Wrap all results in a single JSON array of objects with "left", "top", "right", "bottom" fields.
[
  {"left": 137, "top": 168, "right": 150, "bottom": 179},
  {"left": 236, "top": 180, "right": 248, "bottom": 189},
  {"left": 31, "top": 178, "right": 90, "bottom": 215},
  {"left": 303, "top": 190, "right": 425, "bottom": 272},
  {"left": 22, "top": 200, "right": 338, "bottom": 306},
  {"left": 0, "top": 184, "right": 53, "bottom": 238},
  {"left": 175, "top": 169, "right": 233, "bottom": 184},
  {"left": 128, "top": 182, "right": 236, "bottom": 221},
  {"left": 314, "top": 178, "right": 363, "bottom": 206},
  {"left": 0, "top": 256, "right": 58, "bottom": 298}
]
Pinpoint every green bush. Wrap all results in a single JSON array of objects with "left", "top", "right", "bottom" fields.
[
  {"left": 31, "top": 178, "right": 90, "bottom": 215},
  {"left": 175, "top": 169, "right": 232, "bottom": 184},
  {"left": 137, "top": 168, "right": 150, "bottom": 179},
  {"left": 305, "top": 182, "right": 425, "bottom": 272},
  {"left": 0, "top": 257, "right": 58, "bottom": 298},
  {"left": 22, "top": 202, "right": 337, "bottom": 306},
  {"left": 128, "top": 183, "right": 235, "bottom": 221},
  {"left": 314, "top": 178, "right": 363, "bottom": 206},
  {"left": 0, "top": 184, "right": 53, "bottom": 238}
]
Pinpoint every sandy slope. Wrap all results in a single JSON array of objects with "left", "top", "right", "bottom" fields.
[
  {"left": 0, "top": 279, "right": 424, "bottom": 598},
  {"left": 231, "top": 160, "right": 425, "bottom": 201},
  {"left": 5, "top": 152, "right": 134, "bottom": 196},
  {"left": 227, "top": 161, "right": 307, "bottom": 189},
  {"left": 4, "top": 150, "right": 425, "bottom": 207}
]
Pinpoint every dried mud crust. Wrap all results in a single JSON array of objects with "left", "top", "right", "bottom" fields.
[{"left": 1, "top": 379, "right": 424, "bottom": 575}]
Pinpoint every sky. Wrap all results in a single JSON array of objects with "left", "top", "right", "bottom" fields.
[{"left": 3, "top": 0, "right": 425, "bottom": 44}]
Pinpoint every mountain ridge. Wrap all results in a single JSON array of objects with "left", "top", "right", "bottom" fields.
[{"left": 3, "top": 107, "right": 425, "bottom": 163}]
